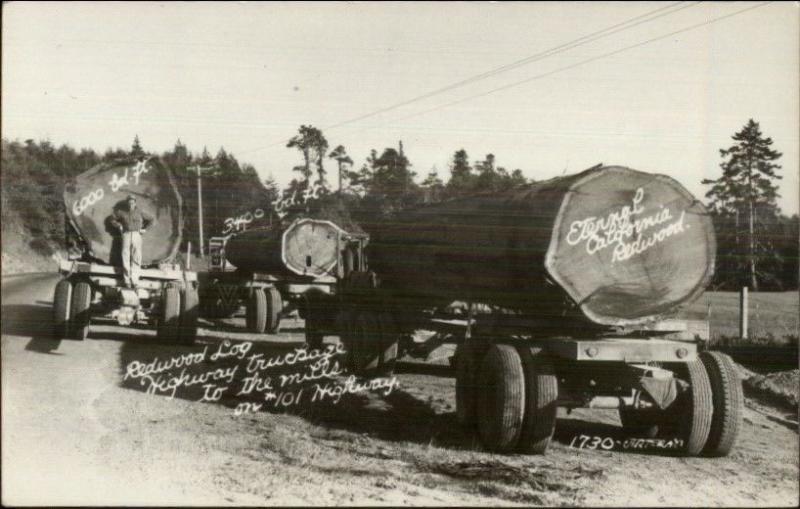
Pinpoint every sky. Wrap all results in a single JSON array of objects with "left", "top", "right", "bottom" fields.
[{"left": 3, "top": 1, "right": 798, "bottom": 214}]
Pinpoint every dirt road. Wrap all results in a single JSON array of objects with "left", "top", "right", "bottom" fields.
[{"left": 2, "top": 273, "right": 798, "bottom": 506}]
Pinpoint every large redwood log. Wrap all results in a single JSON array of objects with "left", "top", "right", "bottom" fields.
[
  {"left": 63, "top": 158, "right": 183, "bottom": 266},
  {"left": 225, "top": 217, "right": 356, "bottom": 278},
  {"left": 366, "top": 165, "right": 715, "bottom": 326}
]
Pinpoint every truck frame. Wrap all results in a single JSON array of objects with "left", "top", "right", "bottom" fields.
[
  {"left": 52, "top": 259, "right": 199, "bottom": 344},
  {"left": 304, "top": 270, "right": 743, "bottom": 458},
  {"left": 200, "top": 224, "right": 368, "bottom": 338}
]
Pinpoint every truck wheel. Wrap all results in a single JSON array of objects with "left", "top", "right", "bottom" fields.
[
  {"left": 700, "top": 351, "right": 743, "bottom": 457},
  {"left": 350, "top": 311, "right": 381, "bottom": 375},
  {"left": 266, "top": 287, "right": 282, "bottom": 333},
  {"left": 517, "top": 347, "right": 558, "bottom": 454},
  {"left": 338, "top": 309, "right": 357, "bottom": 370},
  {"left": 619, "top": 408, "right": 660, "bottom": 438},
  {"left": 246, "top": 288, "right": 267, "bottom": 333},
  {"left": 303, "top": 293, "right": 325, "bottom": 350},
  {"left": 343, "top": 311, "right": 398, "bottom": 377},
  {"left": 476, "top": 344, "right": 526, "bottom": 453},
  {"left": 376, "top": 312, "right": 399, "bottom": 376},
  {"left": 179, "top": 285, "right": 199, "bottom": 345},
  {"left": 52, "top": 279, "right": 72, "bottom": 339},
  {"left": 70, "top": 281, "right": 92, "bottom": 341},
  {"left": 668, "top": 359, "right": 713, "bottom": 456},
  {"left": 455, "top": 340, "right": 488, "bottom": 429},
  {"left": 341, "top": 311, "right": 362, "bottom": 373},
  {"left": 157, "top": 284, "right": 181, "bottom": 342},
  {"left": 302, "top": 293, "right": 325, "bottom": 350}
]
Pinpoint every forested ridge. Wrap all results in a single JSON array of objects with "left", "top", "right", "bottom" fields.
[{"left": 2, "top": 122, "right": 797, "bottom": 289}]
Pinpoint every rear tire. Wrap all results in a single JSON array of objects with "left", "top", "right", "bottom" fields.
[
  {"left": 70, "top": 281, "right": 92, "bottom": 341},
  {"left": 157, "top": 284, "right": 181, "bottom": 342},
  {"left": 53, "top": 279, "right": 72, "bottom": 339},
  {"left": 455, "top": 340, "right": 488, "bottom": 429},
  {"left": 246, "top": 288, "right": 267, "bottom": 333},
  {"left": 265, "top": 287, "right": 282, "bottom": 333},
  {"left": 376, "top": 312, "right": 399, "bottom": 376},
  {"left": 303, "top": 291, "right": 325, "bottom": 350},
  {"left": 517, "top": 347, "right": 558, "bottom": 454},
  {"left": 345, "top": 311, "right": 399, "bottom": 377},
  {"left": 179, "top": 285, "right": 199, "bottom": 345},
  {"left": 700, "top": 351, "right": 743, "bottom": 457},
  {"left": 665, "top": 359, "right": 713, "bottom": 456},
  {"left": 476, "top": 344, "right": 526, "bottom": 453}
]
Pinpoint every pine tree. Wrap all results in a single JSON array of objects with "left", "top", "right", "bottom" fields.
[
  {"left": 328, "top": 145, "right": 353, "bottom": 192},
  {"left": 447, "top": 149, "right": 474, "bottom": 197},
  {"left": 421, "top": 166, "right": 445, "bottom": 203},
  {"left": 130, "top": 135, "right": 145, "bottom": 158},
  {"left": 703, "top": 119, "right": 783, "bottom": 290},
  {"left": 263, "top": 174, "right": 280, "bottom": 203},
  {"left": 287, "top": 125, "right": 329, "bottom": 189}
]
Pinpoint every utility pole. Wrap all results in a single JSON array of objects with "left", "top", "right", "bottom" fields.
[{"left": 195, "top": 165, "right": 204, "bottom": 258}]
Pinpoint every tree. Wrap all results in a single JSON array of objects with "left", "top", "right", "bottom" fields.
[
  {"left": 367, "top": 142, "right": 419, "bottom": 210},
  {"left": 446, "top": 149, "right": 475, "bottom": 197},
  {"left": 703, "top": 119, "right": 783, "bottom": 290},
  {"left": 328, "top": 145, "right": 353, "bottom": 192},
  {"left": 162, "top": 139, "right": 192, "bottom": 171},
  {"left": 131, "top": 135, "right": 145, "bottom": 158},
  {"left": 344, "top": 162, "right": 373, "bottom": 197},
  {"left": 263, "top": 174, "right": 280, "bottom": 204},
  {"left": 287, "top": 125, "right": 329, "bottom": 189},
  {"left": 509, "top": 168, "right": 528, "bottom": 186},
  {"left": 421, "top": 166, "right": 445, "bottom": 203}
]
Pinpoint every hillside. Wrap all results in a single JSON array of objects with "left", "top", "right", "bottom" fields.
[{"left": 1, "top": 138, "right": 273, "bottom": 274}]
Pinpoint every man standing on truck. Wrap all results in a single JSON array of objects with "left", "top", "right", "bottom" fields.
[{"left": 109, "top": 194, "right": 153, "bottom": 288}]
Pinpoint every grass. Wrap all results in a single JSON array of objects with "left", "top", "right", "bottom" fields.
[{"left": 679, "top": 291, "right": 799, "bottom": 346}]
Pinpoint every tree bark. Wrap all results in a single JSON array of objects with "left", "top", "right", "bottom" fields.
[
  {"left": 746, "top": 156, "right": 759, "bottom": 291},
  {"left": 367, "top": 165, "right": 716, "bottom": 326},
  {"left": 749, "top": 198, "right": 758, "bottom": 290}
]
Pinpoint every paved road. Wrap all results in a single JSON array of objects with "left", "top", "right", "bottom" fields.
[{"left": 2, "top": 272, "right": 798, "bottom": 506}]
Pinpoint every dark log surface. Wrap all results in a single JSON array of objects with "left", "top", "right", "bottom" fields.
[
  {"left": 225, "top": 218, "right": 349, "bottom": 278},
  {"left": 63, "top": 159, "right": 183, "bottom": 266},
  {"left": 366, "top": 165, "right": 715, "bottom": 326}
]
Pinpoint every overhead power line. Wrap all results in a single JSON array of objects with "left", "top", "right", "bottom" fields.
[
  {"left": 379, "top": 1, "right": 776, "bottom": 129},
  {"left": 239, "top": 2, "right": 700, "bottom": 155},
  {"left": 323, "top": 1, "right": 699, "bottom": 131}
]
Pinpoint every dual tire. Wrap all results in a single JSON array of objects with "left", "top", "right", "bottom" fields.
[
  {"left": 457, "top": 342, "right": 558, "bottom": 454},
  {"left": 337, "top": 272, "right": 399, "bottom": 377},
  {"left": 245, "top": 287, "right": 282, "bottom": 334},
  {"left": 52, "top": 279, "right": 73, "bottom": 339},
  {"left": 618, "top": 351, "right": 742, "bottom": 457},
  {"left": 52, "top": 279, "right": 92, "bottom": 340},
  {"left": 340, "top": 310, "right": 398, "bottom": 377},
  {"left": 459, "top": 344, "right": 740, "bottom": 457},
  {"left": 53, "top": 279, "right": 198, "bottom": 345},
  {"left": 157, "top": 283, "right": 198, "bottom": 345}
]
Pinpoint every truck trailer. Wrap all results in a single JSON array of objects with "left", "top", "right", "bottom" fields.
[
  {"left": 53, "top": 158, "right": 198, "bottom": 344},
  {"left": 305, "top": 164, "right": 742, "bottom": 457},
  {"left": 200, "top": 216, "right": 368, "bottom": 341}
]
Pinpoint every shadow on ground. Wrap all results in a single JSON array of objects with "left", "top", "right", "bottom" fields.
[
  {"left": 1, "top": 302, "right": 65, "bottom": 354},
  {"left": 115, "top": 332, "right": 682, "bottom": 456},
  {"left": 116, "top": 334, "right": 484, "bottom": 451}
]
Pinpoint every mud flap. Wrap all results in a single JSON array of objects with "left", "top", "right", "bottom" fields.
[{"left": 639, "top": 376, "right": 688, "bottom": 410}]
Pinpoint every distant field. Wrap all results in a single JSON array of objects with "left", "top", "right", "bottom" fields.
[{"left": 679, "top": 291, "right": 799, "bottom": 345}]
